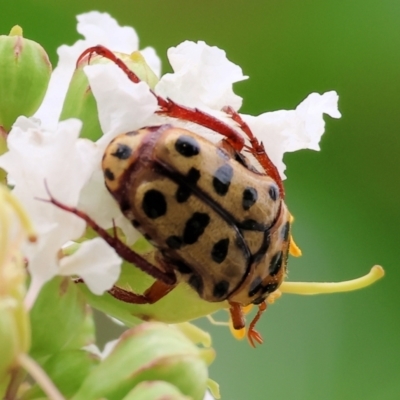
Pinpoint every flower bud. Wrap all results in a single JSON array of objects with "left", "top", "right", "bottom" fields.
[
  {"left": 60, "top": 50, "right": 158, "bottom": 141},
  {"left": 0, "top": 185, "right": 35, "bottom": 383},
  {"left": 0, "top": 26, "right": 52, "bottom": 133},
  {"left": 73, "top": 322, "right": 213, "bottom": 400}
]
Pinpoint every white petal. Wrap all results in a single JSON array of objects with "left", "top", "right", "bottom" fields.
[
  {"left": 140, "top": 47, "right": 162, "bottom": 78},
  {"left": 83, "top": 343, "right": 102, "bottom": 357},
  {"left": 84, "top": 63, "right": 158, "bottom": 141},
  {"left": 59, "top": 237, "right": 121, "bottom": 295},
  {"left": 203, "top": 391, "right": 215, "bottom": 400},
  {"left": 0, "top": 117, "right": 99, "bottom": 291},
  {"left": 101, "top": 339, "right": 119, "bottom": 358},
  {"left": 243, "top": 91, "right": 341, "bottom": 178},
  {"left": 76, "top": 11, "right": 139, "bottom": 53},
  {"left": 78, "top": 168, "right": 141, "bottom": 245},
  {"left": 156, "top": 41, "right": 247, "bottom": 111},
  {"left": 35, "top": 11, "right": 160, "bottom": 130},
  {"left": 83, "top": 338, "right": 119, "bottom": 359}
]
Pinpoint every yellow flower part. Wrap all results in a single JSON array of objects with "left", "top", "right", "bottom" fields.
[{"left": 218, "top": 265, "right": 384, "bottom": 342}]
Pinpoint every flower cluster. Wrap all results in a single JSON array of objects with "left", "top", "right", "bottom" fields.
[
  {"left": 0, "top": 12, "right": 342, "bottom": 304},
  {"left": 0, "top": 11, "right": 383, "bottom": 400}
]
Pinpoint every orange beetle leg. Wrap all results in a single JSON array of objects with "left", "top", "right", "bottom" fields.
[
  {"left": 228, "top": 301, "right": 245, "bottom": 330},
  {"left": 247, "top": 301, "right": 267, "bottom": 348},
  {"left": 108, "top": 279, "right": 176, "bottom": 304}
]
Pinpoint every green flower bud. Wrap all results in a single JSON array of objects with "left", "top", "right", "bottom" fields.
[
  {"left": 0, "top": 26, "right": 52, "bottom": 133},
  {"left": 123, "top": 381, "right": 190, "bottom": 400},
  {"left": 60, "top": 50, "right": 158, "bottom": 141},
  {"left": 73, "top": 322, "right": 212, "bottom": 400},
  {"left": 0, "top": 185, "right": 35, "bottom": 387}
]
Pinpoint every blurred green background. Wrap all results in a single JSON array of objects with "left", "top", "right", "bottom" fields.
[{"left": 2, "top": 1, "right": 399, "bottom": 399}]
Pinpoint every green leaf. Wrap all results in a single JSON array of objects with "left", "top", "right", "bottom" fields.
[{"left": 29, "top": 277, "right": 95, "bottom": 359}]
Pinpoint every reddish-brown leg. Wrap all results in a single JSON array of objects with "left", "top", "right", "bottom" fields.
[
  {"left": 79, "top": 46, "right": 285, "bottom": 195},
  {"left": 229, "top": 301, "right": 245, "bottom": 330},
  {"left": 40, "top": 184, "right": 176, "bottom": 286},
  {"left": 77, "top": 45, "right": 245, "bottom": 152},
  {"left": 78, "top": 46, "right": 141, "bottom": 83},
  {"left": 222, "top": 106, "right": 285, "bottom": 199},
  {"left": 108, "top": 279, "right": 176, "bottom": 304},
  {"left": 247, "top": 301, "right": 267, "bottom": 348}
]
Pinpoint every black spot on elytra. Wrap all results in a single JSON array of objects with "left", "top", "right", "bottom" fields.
[
  {"left": 142, "top": 189, "right": 167, "bottom": 219},
  {"left": 252, "top": 232, "right": 271, "bottom": 264},
  {"left": 175, "top": 168, "right": 201, "bottom": 203},
  {"left": 175, "top": 185, "right": 191, "bottom": 203},
  {"left": 120, "top": 199, "right": 131, "bottom": 212},
  {"left": 242, "top": 187, "right": 258, "bottom": 210},
  {"left": 183, "top": 212, "right": 210, "bottom": 244},
  {"left": 239, "top": 219, "right": 266, "bottom": 231},
  {"left": 269, "top": 185, "right": 279, "bottom": 201},
  {"left": 166, "top": 235, "right": 182, "bottom": 249},
  {"left": 111, "top": 143, "right": 132, "bottom": 160},
  {"left": 213, "top": 280, "right": 230, "bottom": 298},
  {"left": 281, "top": 221, "right": 290, "bottom": 241},
  {"left": 188, "top": 274, "right": 204, "bottom": 295},
  {"left": 234, "top": 233, "right": 251, "bottom": 263},
  {"left": 131, "top": 219, "right": 140, "bottom": 228},
  {"left": 174, "top": 260, "right": 193, "bottom": 274},
  {"left": 175, "top": 135, "right": 200, "bottom": 157},
  {"left": 261, "top": 282, "right": 279, "bottom": 294},
  {"left": 213, "top": 164, "right": 233, "bottom": 196},
  {"left": 144, "top": 233, "right": 152, "bottom": 241},
  {"left": 248, "top": 276, "right": 263, "bottom": 297},
  {"left": 269, "top": 252, "right": 283, "bottom": 276},
  {"left": 187, "top": 167, "right": 201, "bottom": 182},
  {"left": 104, "top": 168, "right": 115, "bottom": 181},
  {"left": 211, "top": 238, "right": 230, "bottom": 263}
]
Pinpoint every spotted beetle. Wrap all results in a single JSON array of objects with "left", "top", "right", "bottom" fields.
[{"left": 49, "top": 45, "right": 298, "bottom": 347}]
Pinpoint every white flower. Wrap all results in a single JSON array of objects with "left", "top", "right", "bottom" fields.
[
  {"left": 34, "top": 11, "right": 160, "bottom": 131},
  {"left": 156, "top": 40, "right": 247, "bottom": 111},
  {"left": 0, "top": 10, "right": 341, "bottom": 306},
  {"left": 83, "top": 36, "right": 340, "bottom": 181},
  {"left": 0, "top": 117, "right": 119, "bottom": 304},
  {"left": 242, "top": 91, "right": 341, "bottom": 178}
]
